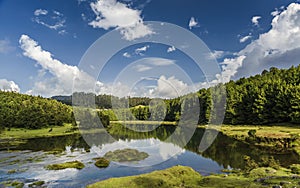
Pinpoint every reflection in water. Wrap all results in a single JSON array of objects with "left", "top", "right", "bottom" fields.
[
  {"left": 92, "top": 138, "right": 184, "bottom": 167},
  {"left": 0, "top": 124, "right": 299, "bottom": 187}
]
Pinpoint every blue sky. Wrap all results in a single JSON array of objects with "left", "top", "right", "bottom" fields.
[{"left": 1, "top": 0, "right": 300, "bottom": 97}]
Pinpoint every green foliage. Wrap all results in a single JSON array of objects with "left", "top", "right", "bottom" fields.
[{"left": 0, "top": 91, "right": 73, "bottom": 129}]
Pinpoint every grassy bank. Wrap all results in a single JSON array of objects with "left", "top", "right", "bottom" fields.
[
  {"left": 87, "top": 165, "right": 300, "bottom": 188},
  {"left": 110, "top": 120, "right": 177, "bottom": 125},
  {"left": 216, "top": 125, "right": 300, "bottom": 154},
  {"left": 0, "top": 123, "right": 78, "bottom": 140}
]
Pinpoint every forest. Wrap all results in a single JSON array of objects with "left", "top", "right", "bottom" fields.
[
  {"left": 0, "top": 91, "right": 73, "bottom": 130},
  {"left": 73, "top": 65, "right": 300, "bottom": 125},
  {"left": 1, "top": 65, "right": 300, "bottom": 131}
]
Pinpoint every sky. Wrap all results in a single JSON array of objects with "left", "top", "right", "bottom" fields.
[{"left": 1, "top": 0, "right": 300, "bottom": 98}]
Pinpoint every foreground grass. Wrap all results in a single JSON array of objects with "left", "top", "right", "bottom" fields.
[
  {"left": 87, "top": 165, "right": 300, "bottom": 188},
  {"left": 87, "top": 166, "right": 202, "bottom": 188}
]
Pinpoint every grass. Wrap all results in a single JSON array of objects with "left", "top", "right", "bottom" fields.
[
  {"left": 110, "top": 120, "right": 177, "bottom": 125},
  {"left": 87, "top": 165, "right": 300, "bottom": 188},
  {"left": 0, "top": 123, "right": 78, "bottom": 139},
  {"left": 104, "top": 148, "right": 149, "bottom": 162},
  {"left": 219, "top": 125, "right": 300, "bottom": 139},
  {"left": 87, "top": 165, "right": 202, "bottom": 188},
  {"left": 45, "top": 160, "right": 85, "bottom": 170},
  {"left": 215, "top": 124, "right": 300, "bottom": 154}
]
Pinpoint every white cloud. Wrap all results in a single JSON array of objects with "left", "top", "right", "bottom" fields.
[
  {"left": 219, "top": 3, "right": 300, "bottom": 81},
  {"left": 151, "top": 75, "right": 189, "bottom": 98},
  {"left": 135, "top": 45, "right": 149, "bottom": 55},
  {"left": 0, "top": 39, "right": 14, "bottom": 54},
  {"left": 19, "top": 34, "right": 102, "bottom": 97},
  {"left": 167, "top": 46, "right": 176, "bottom": 53},
  {"left": 33, "top": 9, "right": 66, "bottom": 34},
  {"left": 239, "top": 35, "right": 252, "bottom": 43},
  {"left": 220, "top": 56, "right": 246, "bottom": 82},
  {"left": 211, "top": 50, "right": 225, "bottom": 59},
  {"left": 34, "top": 9, "right": 48, "bottom": 16},
  {"left": 123, "top": 52, "right": 131, "bottom": 58},
  {"left": 133, "top": 57, "right": 175, "bottom": 72},
  {"left": 271, "top": 10, "right": 281, "bottom": 16},
  {"left": 188, "top": 17, "right": 199, "bottom": 29},
  {"left": 134, "top": 64, "right": 152, "bottom": 72},
  {"left": 0, "top": 79, "right": 20, "bottom": 92},
  {"left": 89, "top": 0, "right": 153, "bottom": 40},
  {"left": 251, "top": 16, "right": 261, "bottom": 26}
]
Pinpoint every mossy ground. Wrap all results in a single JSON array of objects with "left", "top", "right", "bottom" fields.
[
  {"left": 87, "top": 165, "right": 300, "bottom": 188},
  {"left": 45, "top": 160, "right": 85, "bottom": 170},
  {"left": 87, "top": 165, "right": 202, "bottom": 188}
]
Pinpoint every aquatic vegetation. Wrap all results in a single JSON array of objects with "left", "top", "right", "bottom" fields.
[
  {"left": 94, "top": 157, "right": 110, "bottom": 168},
  {"left": 45, "top": 160, "right": 85, "bottom": 170},
  {"left": 28, "top": 181, "right": 45, "bottom": 187},
  {"left": 104, "top": 148, "right": 149, "bottom": 162},
  {"left": 7, "top": 169, "right": 17, "bottom": 174},
  {"left": 0, "top": 180, "right": 24, "bottom": 188}
]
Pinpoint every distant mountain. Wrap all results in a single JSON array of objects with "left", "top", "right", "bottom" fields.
[{"left": 51, "top": 95, "right": 72, "bottom": 105}]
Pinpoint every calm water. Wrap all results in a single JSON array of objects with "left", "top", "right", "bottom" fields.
[{"left": 0, "top": 125, "right": 299, "bottom": 187}]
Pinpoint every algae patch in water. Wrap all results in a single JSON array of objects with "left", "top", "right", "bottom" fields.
[
  {"left": 103, "top": 148, "right": 149, "bottom": 162},
  {"left": 45, "top": 160, "right": 85, "bottom": 170}
]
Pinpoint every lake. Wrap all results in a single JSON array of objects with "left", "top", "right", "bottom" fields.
[{"left": 0, "top": 124, "right": 299, "bottom": 187}]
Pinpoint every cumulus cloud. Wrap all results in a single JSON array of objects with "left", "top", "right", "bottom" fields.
[
  {"left": 167, "top": 46, "right": 176, "bottom": 53},
  {"left": 188, "top": 17, "right": 199, "bottom": 29},
  {"left": 219, "top": 3, "right": 300, "bottom": 81},
  {"left": 0, "top": 39, "right": 14, "bottom": 54},
  {"left": 150, "top": 75, "right": 189, "bottom": 98},
  {"left": 251, "top": 16, "right": 261, "bottom": 26},
  {"left": 0, "top": 79, "right": 20, "bottom": 92},
  {"left": 19, "top": 34, "right": 103, "bottom": 97},
  {"left": 33, "top": 9, "right": 66, "bottom": 34},
  {"left": 89, "top": 0, "right": 153, "bottom": 40},
  {"left": 135, "top": 45, "right": 149, "bottom": 55}
]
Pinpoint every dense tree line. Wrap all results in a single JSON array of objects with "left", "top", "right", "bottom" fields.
[
  {"left": 99, "top": 65, "right": 300, "bottom": 125},
  {"left": 0, "top": 91, "right": 73, "bottom": 130},
  {"left": 223, "top": 66, "right": 300, "bottom": 124},
  {"left": 54, "top": 65, "right": 300, "bottom": 125}
]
